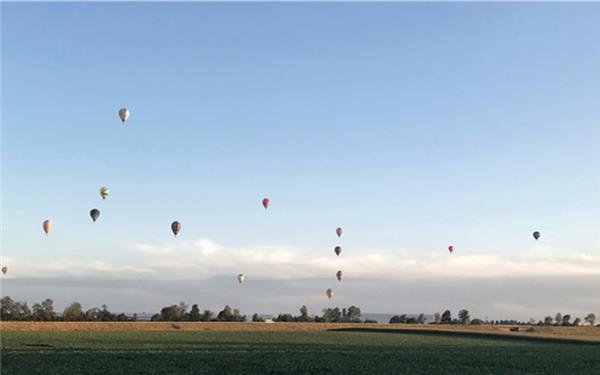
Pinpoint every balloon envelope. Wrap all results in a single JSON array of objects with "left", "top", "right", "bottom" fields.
[
  {"left": 100, "top": 187, "right": 110, "bottom": 200},
  {"left": 336, "top": 270, "right": 343, "bottom": 281},
  {"left": 533, "top": 231, "right": 541, "bottom": 240},
  {"left": 262, "top": 198, "right": 270, "bottom": 209},
  {"left": 326, "top": 288, "right": 334, "bottom": 300},
  {"left": 336, "top": 227, "right": 343, "bottom": 238},
  {"left": 171, "top": 221, "right": 181, "bottom": 237},
  {"left": 90, "top": 209, "right": 100, "bottom": 222},
  {"left": 118, "top": 108, "right": 129, "bottom": 123},
  {"left": 334, "top": 246, "right": 342, "bottom": 256},
  {"left": 1, "top": 266, "right": 7, "bottom": 275},
  {"left": 237, "top": 274, "right": 245, "bottom": 284},
  {"left": 42, "top": 219, "right": 52, "bottom": 235},
  {"left": 448, "top": 245, "right": 454, "bottom": 253}
]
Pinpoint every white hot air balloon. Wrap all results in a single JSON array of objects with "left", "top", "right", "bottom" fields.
[{"left": 326, "top": 288, "right": 334, "bottom": 300}]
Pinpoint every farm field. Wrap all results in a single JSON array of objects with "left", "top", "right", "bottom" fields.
[{"left": 2, "top": 326, "right": 600, "bottom": 374}]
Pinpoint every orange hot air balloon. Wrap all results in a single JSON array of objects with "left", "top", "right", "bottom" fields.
[
  {"left": 262, "top": 198, "right": 270, "bottom": 209},
  {"left": 42, "top": 219, "right": 52, "bottom": 235},
  {"left": 326, "top": 288, "right": 334, "bottom": 300}
]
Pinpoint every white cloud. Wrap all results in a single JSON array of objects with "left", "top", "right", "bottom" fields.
[{"left": 3, "top": 239, "right": 598, "bottom": 280}]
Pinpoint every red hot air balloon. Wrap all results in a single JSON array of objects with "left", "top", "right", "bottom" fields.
[
  {"left": 262, "top": 198, "right": 270, "bottom": 209},
  {"left": 334, "top": 246, "right": 342, "bottom": 256},
  {"left": 448, "top": 245, "right": 454, "bottom": 254}
]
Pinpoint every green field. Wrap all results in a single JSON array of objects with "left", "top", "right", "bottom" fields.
[{"left": 2, "top": 330, "right": 599, "bottom": 374}]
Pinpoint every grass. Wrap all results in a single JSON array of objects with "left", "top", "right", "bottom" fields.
[{"left": 1, "top": 330, "right": 600, "bottom": 374}]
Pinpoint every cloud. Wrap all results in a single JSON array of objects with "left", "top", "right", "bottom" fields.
[{"left": 4, "top": 239, "right": 598, "bottom": 280}]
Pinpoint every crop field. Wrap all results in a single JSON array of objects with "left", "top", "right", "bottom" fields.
[{"left": 2, "top": 327, "right": 600, "bottom": 374}]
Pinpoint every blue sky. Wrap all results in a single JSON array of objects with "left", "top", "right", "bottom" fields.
[{"left": 2, "top": 3, "right": 599, "bottom": 318}]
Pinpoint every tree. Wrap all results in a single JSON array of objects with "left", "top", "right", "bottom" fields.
[
  {"left": 416, "top": 313, "right": 426, "bottom": 324},
  {"left": 160, "top": 302, "right": 188, "bottom": 321},
  {"left": 274, "top": 313, "right": 294, "bottom": 322},
  {"left": 189, "top": 304, "right": 201, "bottom": 321},
  {"left": 441, "top": 310, "right": 452, "bottom": 324},
  {"left": 63, "top": 302, "right": 84, "bottom": 321},
  {"left": 562, "top": 314, "right": 571, "bottom": 326},
  {"left": 297, "top": 305, "right": 311, "bottom": 322},
  {"left": 201, "top": 310, "right": 214, "bottom": 322},
  {"left": 322, "top": 308, "right": 342, "bottom": 323},
  {"left": 544, "top": 316, "right": 553, "bottom": 325},
  {"left": 346, "top": 306, "right": 362, "bottom": 322},
  {"left": 389, "top": 315, "right": 403, "bottom": 324},
  {"left": 85, "top": 307, "right": 101, "bottom": 321},
  {"left": 471, "top": 318, "right": 484, "bottom": 325},
  {"left": 433, "top": 312, "right": 441, "bottom": 324},
  {"left": 458, "top": 309, "right": 470, "bottom": 325},
  {"left": 150, "top": 313, "right": 161, "bottom": 321},
  {"left": 1, "top": 296, "right": 15, "bottom": 320},
  {"left": 584, "top": 313, "right": 596, "bottom": 326},
  {"left": 252, "top": 313, "right": 264, "bottom": 322},
  {"left": 554, "top": 313, "right": 562, "bottom": 326},
  {"left": 573, "top": 318, "right": 581, "bottom": 326}
]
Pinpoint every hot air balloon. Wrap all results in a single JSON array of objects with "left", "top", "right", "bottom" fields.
[
  {"left": 336, "top": 227, "right": 343, "bottom": 238},
  {"left": 448, "top": 245, "right": 454, "bottom": 254},
  {"left": 42, "top": 219, "right": 52, "bottom": 235},
  {"left": 1, "top": 266, "right": 7, "bottom": 275},
  {"left": 262, "top": 198, "right": 270, "bottom": 209},
  {"left": 334, "top": 246, "right": 342, "bottom": 256},
  {"left": 533, "top": 231, "right": 541, "bottom": 241},
  {"left": 100, "top": 187, "right": 110, "bottom": 200},
  {"left": 326, "top": 288, "right": 334, "bottom": 300},
  {"left": 118, "top": 108, "right": 130, "bottom": 124},
  {"left": 171, "top": 221, "right": 181, "bottom": 237},
  {"left": 90, "top": 209, "right": 100, "bottom": 222},
  {"left": 336, "top": 270, "right": 343, "bottom": 282},
  {"left": 237, "top": 274, "right": 245, "bottom": 284}
]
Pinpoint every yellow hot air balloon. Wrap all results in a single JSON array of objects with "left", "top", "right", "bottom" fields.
[
  {"left": 118, "top": 108, "right": 130, "bottom": 124},
  {"left": 42, "top": 219, "right": 52, "bottom": 235},
  {"left": 100, "top": 187, "right": 110, "bottom": 200}
]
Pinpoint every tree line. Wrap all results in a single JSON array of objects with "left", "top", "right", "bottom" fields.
[
  {"left": 2, "top": 296, "right": 597, "bottom": 326},
  {"left": 389, "top": 309, "right": 597, "bottom": 327}
]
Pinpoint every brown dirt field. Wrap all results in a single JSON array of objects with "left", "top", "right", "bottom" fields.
[{"left": 1, "top": 322, "right": 599, "bottom": 342}]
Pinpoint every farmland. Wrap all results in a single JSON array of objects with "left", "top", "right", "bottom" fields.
[{"left": 2, "top": 324, "right": 600, "bottom": 374}]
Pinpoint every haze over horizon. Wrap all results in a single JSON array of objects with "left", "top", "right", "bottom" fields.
[{"left": 2, "top": 3, "right": 599, "bottom": 321}]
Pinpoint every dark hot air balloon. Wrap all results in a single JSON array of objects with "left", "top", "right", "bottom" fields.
[
  {"left": 171, "top": 221, "right": 181, "bottom": 237},
  {"left": 90, "top": 209, "right": 100, "bottom": 222},
  {"left": 448, "top": 245, "right": 454, "bottom": 254},
  {"left": 334, "top": 246, "right": 342, "bottom": 256},
  {"left": 533, "top": 231, "right": 541, "bottom": 240},
  {"left": 336, "top": 227, "right": 343, "bottom": 238},
  {"left": 336, "top": 270, "right": 343, "bottom": 282}
]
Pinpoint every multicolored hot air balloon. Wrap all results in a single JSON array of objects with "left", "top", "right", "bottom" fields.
[
  {"left": 100, "top": 187, "right": 110, "bottom": 200},
  {"left": 1, "top": 266, "right": 7, "bottom": 275},
  {"left": 448, "top": 245, "right": 454, "bottom": 254},
  {"left": 171, "top": 221, "right": 181, "bottom": 237},
  {"left": 533, "top": 231, "right": 541, "bottom": 241},
  {"left": 336, "top": 270, "right": 343, "bottom": 282},
  {"left": 118, "top": 108, "right": 130, "bottom": 124},
  {"left": 42, "top": 219, "right": 52, "bottom": 235},
  {"left": 262, "top": 198, "right": 270, "bottom": 209},
  {"left": 237, "top": 274, "right": 245, "bottom": 284},
  {"left": 90, "top": 209, "right": 100, "bottom": 222},
  {"left": 334, "top": 246, "right": 342, "bottom": 256},
  {"left": 326, "top": 288, "right": 334, "bottom": 300},
  {"left": 336, "top": 227, "right": 343, "bottom": 238}
]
